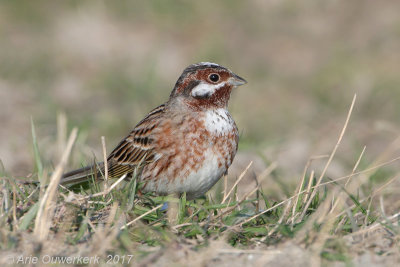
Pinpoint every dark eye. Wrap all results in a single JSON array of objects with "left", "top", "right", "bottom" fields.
[{"left": 209, "top": 73, "right": 220, "bottom": 82}]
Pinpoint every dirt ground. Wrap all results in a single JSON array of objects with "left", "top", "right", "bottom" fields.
[{"left": 1, "top": 1, "right": 400, "bottom": 266}]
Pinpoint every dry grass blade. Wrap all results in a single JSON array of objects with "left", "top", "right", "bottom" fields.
[
  {"left": 331, "top": 174, "right": 399, "bottom": 224},
  {"left": 302, "top": 170, "right": 315, "bottom": 206},
  {"left": 296, "top": 153, "right": 362, "bottom": 247},
  {"left": 214, "top": 185, "right": 260, "bottom": 227},
  {"left": 77, "top": 173, "right": 127, "bottom": 201},
  {"left": 101, "top": 136, "right": 109, "bottom": 193},
  {"left": 106, "top": 202, "right": 119, "bottom": 229},
  {"left": 291, "top": 155, "right": 328, "bottom": 225},
  {"left": 57, "top": 112, "right": 67, "bottom": 160},
  {"left": 257, "top": 161, "right": 278, "bottom": 183},
  {"left": 297, "top": 142, "right": 370, "bottom": 252},
  {"left": 34, "top": 127, "right": 78, "bottom": 241},
  {"left": 121, "top": 204, "right": 163, "bottom": 229},
  {"left": 344, "top": 146, "right": 366, "bottom": 187},
  {"left": 221, "top": 161, "right": 252, "bottom": 204},
  {"left": 299, "top": 94, "right": 357, "bottom": 221},
  {"left": 237, "top": 195, "right": 291, "bottom": 227},
  {"left": 349, "top": 212, "right": 400, "bottom": 236},
  {"left": 268, "top": 199, "right": 292, "bottom": 237},
  {"left": 223, "top": 175, "right": 228, "bottom": 201},
  {"left": 12, "top": 185, "right": 17, "bottom": 227},
  {"left": 236, "top": 153, "right": 400, "bottom": 228},
  {"left": 329, "top": 145, "right": 366, "bottom": 214},
  {"left": 313, "top": 156, "right": 400, "bottom": 188}
]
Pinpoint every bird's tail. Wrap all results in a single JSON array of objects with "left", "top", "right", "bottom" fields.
[{"left": 61, "top": 162, "right": 105, "bottom": 185}]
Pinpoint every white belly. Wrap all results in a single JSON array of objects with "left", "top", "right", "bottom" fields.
[{"left": 169, "top": 148, "right": 227, "bottom": 199}]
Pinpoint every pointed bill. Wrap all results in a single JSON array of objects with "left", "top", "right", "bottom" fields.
[{"left": 228, "top": 73, "right": 247, "bottom": 87}]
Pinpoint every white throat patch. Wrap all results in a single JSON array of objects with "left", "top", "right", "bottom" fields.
[
  {"left": 204, "top": 108, "right": 234, "bottom": 135},
  {"left": 191, "top": 82, "right": 226, "bottom": 98}
]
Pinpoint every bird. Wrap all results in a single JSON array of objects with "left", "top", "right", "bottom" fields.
[{"left": 61, "top": 62, "right": 247, "bottom": 199}]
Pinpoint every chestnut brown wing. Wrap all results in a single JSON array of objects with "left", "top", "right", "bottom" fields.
[
  {"left": 106, "top": 103, "right": 166, "bottom": 177},
  {"left": 61, "top": 104, "right": 166, "bottom": 184}
]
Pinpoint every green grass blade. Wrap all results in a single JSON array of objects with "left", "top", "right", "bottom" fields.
[
  {"left": 19, "top": 202, "right": 39, "bottom": 230},
  {"left": 31, "top": 118, "right": 43, "bottom": 180}
]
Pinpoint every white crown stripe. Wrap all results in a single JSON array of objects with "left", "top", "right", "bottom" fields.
[{"left": 195, "top": 62, "right": 221, "bottom": 67}]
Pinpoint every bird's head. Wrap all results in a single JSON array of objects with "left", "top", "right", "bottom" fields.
[{"left": 169, "top": 62, "right": 247, "bottom": 110}]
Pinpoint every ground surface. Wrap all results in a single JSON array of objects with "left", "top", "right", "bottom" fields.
[{"left": 0, "top": 1, "right": 400, "bottom": 266}]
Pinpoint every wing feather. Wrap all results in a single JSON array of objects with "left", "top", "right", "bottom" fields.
[
  {"left": 61, "top": 103, "right": 167, "bottom": 185},
  {"left": 105, "top": 103, "right": 166, "bottom": 176}
]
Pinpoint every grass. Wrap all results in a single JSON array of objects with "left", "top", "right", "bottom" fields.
[
  {"left": 1, "top": 2, "right": 400, "bottom": 265},
  {"left": 1, "top": 95, "right": 399, "bottom": 265}
]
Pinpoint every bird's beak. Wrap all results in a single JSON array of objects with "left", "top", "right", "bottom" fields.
[{"left": 228, "top": 73, "right": 247, "bottom": 87}]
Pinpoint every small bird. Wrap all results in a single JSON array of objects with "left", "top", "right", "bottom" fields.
[{"left": 61, "top": 62, "right": 247, "bottom": 199}]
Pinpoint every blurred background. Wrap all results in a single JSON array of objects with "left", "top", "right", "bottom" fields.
[{"left": 1, "top": 0, "right": 400, "bottom": 196}]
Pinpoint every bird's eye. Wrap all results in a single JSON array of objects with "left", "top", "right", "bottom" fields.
[{"left": 209, "top": 73, "right": 220, "bottom": 82}]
